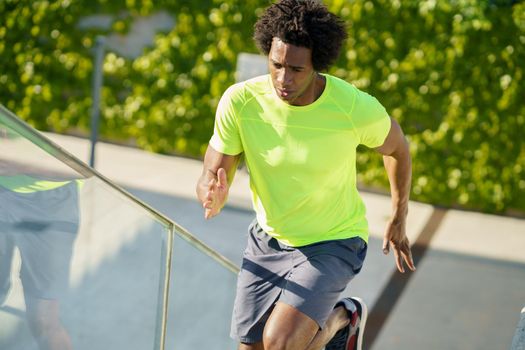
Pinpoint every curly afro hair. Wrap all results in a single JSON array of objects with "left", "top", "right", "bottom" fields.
[{"left": 254, "top": 0, "right": 347, "bottom": 71}]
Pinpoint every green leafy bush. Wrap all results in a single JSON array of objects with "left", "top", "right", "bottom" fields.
[
  {"left": 1, "top": 0, "right": 523, "bottom": 214},
  {"left": 331, "top": 0, "right": 525, "bottom": 213}
]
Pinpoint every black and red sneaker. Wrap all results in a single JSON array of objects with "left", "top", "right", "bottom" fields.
[{"left": 325, "top": 297, "right": 368, "bottom": 350}]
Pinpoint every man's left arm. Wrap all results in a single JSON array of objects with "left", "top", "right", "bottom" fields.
[{"left": 375, "top": 117, "right": 416, "bottom": 273}]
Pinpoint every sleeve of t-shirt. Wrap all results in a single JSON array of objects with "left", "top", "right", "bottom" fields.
[
  {"left": 351, "top": 90, "right": 392, "bottom": 148},
  {"left": 209, "top": 85, "right": 244, "bottom": 155}
]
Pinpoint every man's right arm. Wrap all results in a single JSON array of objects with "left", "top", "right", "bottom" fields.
[{"left": 196, "top": 145, "right": 241, "bottom": 219}]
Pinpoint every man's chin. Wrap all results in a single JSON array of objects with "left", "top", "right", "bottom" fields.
[{"left": 278, "top": 93, "right": 297, "bottom": 103}]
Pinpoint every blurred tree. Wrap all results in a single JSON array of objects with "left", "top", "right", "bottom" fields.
[{"left": 0, "top": 0, "right": 523, "bottom": 214}]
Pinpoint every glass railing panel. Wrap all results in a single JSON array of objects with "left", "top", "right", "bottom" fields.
[
  {"left": 0, "top": 105, "right": 241, "bottom": 350},
  {"left": 0, "top": 106, "right": 173, "bottom": 350},
  {"left": 166, "top": 231, "right": 238, "bottom": 350}
]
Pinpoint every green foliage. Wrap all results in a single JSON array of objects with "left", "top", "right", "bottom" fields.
[
  {"left": 116, "top": 0, "right": 264, "bottom": 155},
  {"left": 1, "top": 0, "right": 524, "bottom": 214},
  {"left": 327, "top": 0, "right": 525, "bottom": 213}
]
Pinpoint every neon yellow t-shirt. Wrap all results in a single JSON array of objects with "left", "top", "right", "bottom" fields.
[
  {"left": 0, "top": 175, "right": 83, "bottom": 193},
  {"left": 210, "top": 74, "right": 391, "bottom": 247}
]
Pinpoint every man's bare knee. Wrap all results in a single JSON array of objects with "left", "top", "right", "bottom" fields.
[
  {"left": 263, "top": 327, "right": 294, "bottom": 350},
  {"left": 262, "top": 302, "right": 319, "bottom": 350}
]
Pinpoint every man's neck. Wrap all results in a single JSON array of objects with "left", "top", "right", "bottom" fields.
[{"left": 290, "top": 73, "right": 326, "bottom": 106}]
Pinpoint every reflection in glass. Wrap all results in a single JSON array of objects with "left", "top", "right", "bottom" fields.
[
  {"left": 0, "top": 175, "right": 81, "bottom": 350},
  {"left": 0, "top": 110, "right": 173, "bottom": 350},
  {"left": 167, "top": 233, "right": 238, "bottom": 350},
  {"left": 0, "top": 105, "right": 240, "bottom": 349}
]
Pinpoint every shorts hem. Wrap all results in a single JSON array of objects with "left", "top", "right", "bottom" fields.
[
  {"left": 232, "top": 335, "right": 262, "bottom": 344},
  {"left": 276, "top": 298, "right": 325, "bottom": 330}
]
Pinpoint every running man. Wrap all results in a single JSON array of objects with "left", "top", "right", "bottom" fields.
[{"left": 196, "top": 1, "right": 415, "bottom": 349}]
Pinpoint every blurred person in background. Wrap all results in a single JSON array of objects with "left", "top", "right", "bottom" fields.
[
  {"left": 197, "top": 1, "right": 415, "bottom": 349},
  {"left": 0, "top": 153, "right": 81, "bottom": 350}
]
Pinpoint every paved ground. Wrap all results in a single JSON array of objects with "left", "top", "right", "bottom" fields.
[{"left": 1, "top": 132, "right": 524, "bottom": 349}]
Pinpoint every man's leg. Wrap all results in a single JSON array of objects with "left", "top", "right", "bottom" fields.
[
  {"left": 25, "top": 297, "right": 72, "bottom": 350},
  {"left": 232, "top": 226, "right": 367, "bottom": 350},
  {"left": 262, "top": 302, "right": 349, "bottom": 350},
  {"left": 305, "top": 305, "right": 350, "bottom": 350}
]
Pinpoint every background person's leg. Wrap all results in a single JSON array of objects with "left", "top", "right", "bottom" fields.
[
  {"left": 25, "top": 296, "right": 72, "bottom": 350},
  {"left": 0, "top": 234, "right": 14, "bottom": 305},
  {"left": 18, "top": 231, "right": 75, "bottom": 350}
]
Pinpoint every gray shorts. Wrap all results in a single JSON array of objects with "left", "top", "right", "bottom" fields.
[
  {"left": 230, "top": 220, "right": 367, "bottom": 344},
  {"left": 0, "top": 181, "right": 79, "bottom": 300}
]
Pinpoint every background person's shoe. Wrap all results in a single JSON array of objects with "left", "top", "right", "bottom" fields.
[{"left": 325, "top": 297, "right": 368, "bottom": 350}]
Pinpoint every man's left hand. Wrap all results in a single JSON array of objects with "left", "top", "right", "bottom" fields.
[{"left": 382, "top": 217, "right": 416, "bottom": 273}]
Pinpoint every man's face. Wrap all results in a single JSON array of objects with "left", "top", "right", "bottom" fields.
[{"left": 268, "top": 37, "right": 316, "bottom": 106}]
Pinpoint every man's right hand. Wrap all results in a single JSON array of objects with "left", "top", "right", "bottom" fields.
[
  {"left": 196, "top": 145, "right": 241, "bottom": 219},
  {"left": 202, "top": 168, "right": 229, "bottom": 219}
]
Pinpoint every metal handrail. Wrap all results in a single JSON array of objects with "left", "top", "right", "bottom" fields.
[
  {"left": 0, "top": 104, "right": 239, "bottom": 350},
  {"left": 0, "top": 104, "right": 239, "bottom": 273}
]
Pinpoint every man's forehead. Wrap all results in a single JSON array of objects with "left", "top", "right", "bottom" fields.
[{"left": 269, "top": 37, "right": 312, "bottom": 66}]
